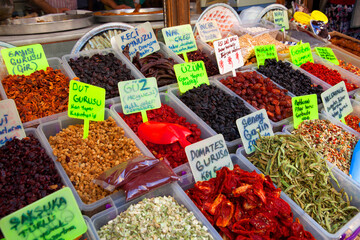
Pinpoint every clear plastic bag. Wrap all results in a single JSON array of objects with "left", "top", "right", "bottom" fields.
[{"left": 93, "top": 156, "right": 179, "bottom": 201}]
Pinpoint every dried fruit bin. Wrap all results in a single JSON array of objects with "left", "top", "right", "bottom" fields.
[
  {"left": 116, "top": 42, "right": 185, "bottom": 92},
  {"left": 36, "top": 108, "right": 154, "bottom": 214},
  {"left": 90, "top": 182, "right": 222, "bottom": 240},
  {"left": 316, "top": 47, "right": 360, "bottom": 74},
  {"left": 0, "top": 58, "right": 72, "bottom": 128},
  {"left": 110, "top": 92, "right": 215, "bottom": 173},
  {"left": 178, "top": 153, "right": 318, "bottom": 240},
  {"left": 62, "top": 48, "right": 144, "bottom": 106},
  {"left": 255, "top": 59, "right": 332, "bottom": 108},
  {"left": 168, "top": 80, "right": 255, "bottom": 152},
  {"left": 302, "top": 55, "right": 360, "bottom": 96},
  {"left": 235, "top": 135, "right": 360, "bottom": 240},
  {"left": 212, "top": 70, "right": 294, "bottom": 131}
]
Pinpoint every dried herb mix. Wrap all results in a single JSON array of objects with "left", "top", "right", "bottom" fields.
[
  {"left": 249, "top": 134, "right": 359, "bottom": 233},
  {"left": 97, "top": 196, "right": 213, "bottom": 239}
]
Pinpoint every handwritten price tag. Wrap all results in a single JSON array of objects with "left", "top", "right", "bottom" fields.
[
  {"left": 321, "top": 81, "right": 353, "bottom": 121},
  {"left": 290, "top": 42, "right": 314, "bottom": 66},
  {"left": 118, "top": 77, "right": 161, "bottom": 122},
  {"left": 0, "top": 187, "right": 87, "bottom": 240},
  {"left": 68, "top": 80, "right": 105, "bottom": 138},
  {"left": 112, "top": 21, "right": 160, "bottom": 59},
  {"left": 0, "top": 99, "right": 25, "bottom": 147},
  {"left": 254, "top": 44, "right": 278, "bottom": 67},
  {"left": 236, "top": 109, "right": 274, "bottom": 154},
  {"left": 185, "top": 134, "right": 233, "bottom": 182},
  {"left": 1, "top": 44, "right": 49, "bottom": 76},
  {"left": 162, "top": 24, "right": 197, "bottom": 56},
  {"left": 213, "top": 35, "right": 244, "bottom": 75},
  {"left": 292, "top": 94, "right": 319, "bottom": 129},
  {"left": 315, "top": 47, "right": 339, "bottom": 65},
  {"left": 174, "top": 61, "right": 209, "bottom": 93},
  {"left": 273, "top": 10, "right": 289, "bottom": 30},
  {"left": 196, "top": 20, "right": 222, "bottom": 42}
]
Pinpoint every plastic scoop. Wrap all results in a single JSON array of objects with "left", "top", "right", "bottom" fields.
[
  {"left": 349, "top": 139, "right": 360, "bottom": 184},
  {"left": 138, "top": 121, "right": 192, "bottom": 147}
]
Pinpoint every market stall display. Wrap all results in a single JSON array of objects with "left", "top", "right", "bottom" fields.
[
  {"left": 180, "top": 49, "right": 219, "bottom": 76},
  {"left": 330, "top": 32, "right": 360, "bottom": 57},
  {"left": 0, "top": 13, "right": 94, "bottom": 35},
  {"left": 0, "top": 58, "right": 71, "bottom": 127},
  {"left": 287, "top": 29, "right": 325, "bottom": 47}
]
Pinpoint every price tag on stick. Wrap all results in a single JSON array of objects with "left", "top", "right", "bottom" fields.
[
  {"left": 292, "top": 94, "right": 319, "bottom": 129},
  {"left": 315, "top": 47, "right": 339, "bottom": 65},
  {"left": 213, "top": 35, "right": 244, "bottom": 76},
  {"left": 196, "top": 20, "right": 222, "bottom": 43},
  {"left": 321, "top": 81, "right": 353, "bottom": 122},
  {"left": 185, "top": 134, "right": 233, "bottom": 182},
  {"left": 0, "top": 99, "right": 26, "bottom": 147},
  {"left": 289, "top": 42, "right": 313, "bottom": 66},
  {"left": 112, "top": 21, "right": 160, "bottom": 60},
  {"left": 174, "top": 61, "right": 209, "bottom": 94},
  {"left": 254, "top": 44, "right": 278, "bottom": 67},
  {"left": 1, "top": 44, "right": 49, "bottom": 76},
  {"left": 273, "top": 10, "right": 289, "bottom": 30},
  {"left": 236, "top": 109, "right": 274, "bottom": 154},
  {"left": 0, "top": 187, "right": 87, "bottom": 240},
  {"left": 162, "top": 24, "right": 197, "bottom": 62},
  {"left": 118, "top": 77, "right": 161, "bottom": 122},
  {"left": 68, "top": 80, "right": 106, "bottom": 139}
]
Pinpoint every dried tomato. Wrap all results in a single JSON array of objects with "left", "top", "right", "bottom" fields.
[
  {"left": 345, "top": 115, "right": 360, "bottom": 133},
  {"left": 186, "top": 165, "right": 315, "bottom": 239}
]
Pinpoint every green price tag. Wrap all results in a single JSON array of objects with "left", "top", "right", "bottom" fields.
[
  {"left": 174, "top": 61, "right": 209, "bottom": 94},
  {"left": 118, "top": 77, "right": 161, "bottom": 122},
  {"left": 185, "top": 134, "right": 233, "bottom": 182},
  {"left": 1, "top": 44, "right": 49, "bottom": 76},
  {"left": 254, "top": 44, "right": 278, "bottom": 67},
  {"left": 0, "top": 187, "right": 87, "bottom": 240},
  {"left": 289, "top": 42, "right": 314, "bottom": 66},
  {"left": 162, "top": 24, "right": 197, "bottom": 61},
  {"left": 315, "top": 47, "right": 339, "bottom": 65},
  {"left": 292, "top": 94, "right": 319, "bottom": 129},
  {"left": 273, "top": 10, "right": 289, "bottom": 30},
  {"left": 68, "top": 80, "right": 106, "bottom": 139},
  {"left": 321, "top": 81, "right": 353, "bottom": 121}
]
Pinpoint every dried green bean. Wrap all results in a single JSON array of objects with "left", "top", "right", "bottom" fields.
[{"left": 249, "top": 134, "right": 359, "bottom": 233}]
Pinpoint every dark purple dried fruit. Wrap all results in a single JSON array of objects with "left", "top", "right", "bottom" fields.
[{"left": 180, "top": 50, "right": 219, "bottom": 77}]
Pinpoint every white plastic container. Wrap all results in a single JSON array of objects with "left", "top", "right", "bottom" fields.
[
  {"left": 90, "top": 182, "right": 222, "bottom": 240},
  {"left": 36, "top": 108, "right": 153, "bottom": 215},
  {"left": 62, "top": 48, "right": 144, "bottom": 107},
  {"left": 0, "top": 58, "right": 72, "bottom": 128},
  {"left": 231, "top": 19, "right": 281, "bottom": 38},
  {"left": 168, "top": 80, "right": 256, "bottom": 152},
  {"left": 115, "top": 42, "right": 185, "bottom": 92},
  {"left": 82, "top": 215, "right": 97, "bottom": 240},
  {"left": 110, "top": 93, "right": 216, "bottom": 173},
  {"left": 210, "top": 69, "right": 294, "bottom": 131},
  {"left": 235, "top": 134, "right": 360, "bottom": 240}
]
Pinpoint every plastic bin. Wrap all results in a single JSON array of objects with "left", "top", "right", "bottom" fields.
[
  {"left": 178, "top": 153, "right": 332, "bottom": 240},
  {"left": 282, "top": 113, "right": 360, "bottom": 189},
  {"left": 210, "top": 69, "right": 294, "bottom": 131},
  {"left": 36, "top": 108, "right": 154, "bottom": 215},
  {"left": 304, "top": 55, "right": 360, "bottom": 96},
  {"left": 231, "top": 19, "right": 281, "bottom": 38},
  {"left": 90, "top": 182, "right": 222, "bottom": 240},
  {"left": 115, "top": 42, "right": 185, "bottom": 92},
  {"left": 0, "top": 58, "right": 72, "bottom": 128},
  {"left": 81, "top": 216, "right": 97, "bottom": 240},
  {"left": 235, "top": 135, "right": 360, "bottom": 240},
  {"left": 315, "top": 47, "right": 360, "bottom": 72},
  {"left": 62, "top": 48, "right": 144, "bottom": 107},
  {"left": 110, "top": 92, "right": 216, "bottom": 174},
  {"left": 168, "top": 80, "right": 255, "bottom": 152}
]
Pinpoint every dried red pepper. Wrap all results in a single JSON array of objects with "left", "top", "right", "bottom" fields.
[
  {"left": 186, "top": 165, "right": 315, "bottom": 240},
  {"left": 1, "top": 67, "right": 70, "bottom": 123},
  {"left": 119, "top": 104, "right": 202, "bottom": 168},
  {"left": 301, "top": 62, "right": 358, "bottom": 92},
  {"left": 345, "top": 115, "right": 360, "bottom": 133}
]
